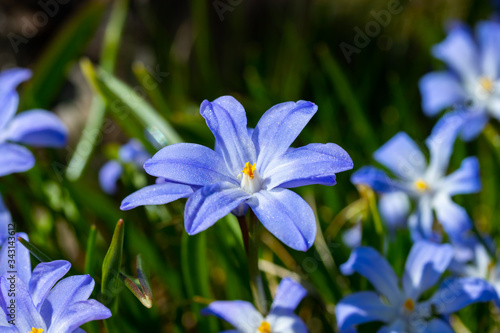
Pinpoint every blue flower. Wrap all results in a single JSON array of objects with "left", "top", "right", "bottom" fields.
[
  {"left": 449, "top": 235, "right": 500, "bottom": 308},
  {"left": 336, "top": 241, "right": 497, "bottom": 333},
  {"left": 0, "top": 234, "right": 111, "bottom": 332},
  {"left": 0, "top": 68, "right": 68, "bottom": 177},
  {"left": 351, "top": 114, "right": 481, "bottom": 241},
  {"left": 99, "top": 139, "right": 151, "bottom": 194},
  {"left": 121, "top": 96, "right": 353, "bottom": 251},
  {"left": 201, "top": 277, "right": 308, "bottom": 332},
  {"left": 419, "top": 21, "right": 500, "bottom": 140}
]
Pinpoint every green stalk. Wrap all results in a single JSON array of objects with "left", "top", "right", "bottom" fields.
[{"left": 248, "top": 212, "right": 267, "bottom": 314}]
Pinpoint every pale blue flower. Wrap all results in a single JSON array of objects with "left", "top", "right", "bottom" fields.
[
  {"left": 202, "top": 277, "right": 308, "bottom": 333},
  {"left": 351, "top": 114, "right": 480, "bottom": 241},
  {"left": 122, "top": 96, "right": 353, "bottom": 251},
  {"left": 419, "top": 21, "right": 500, "bottom": 140},
  {"left": 0, "top": 234, "right": 111, "bottom": 332},
  {"left": 336, "top": 241, "right": 497, "bottom": 333},
  {"left": 0, "top": 68, "right": 68, "bottom": 176},
  {"left": 99, "top": 139, "right": 151, "bottom": 194}
]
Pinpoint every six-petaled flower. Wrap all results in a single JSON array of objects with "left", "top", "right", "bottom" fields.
[{"left": 121, "top": 96, "right": 353, "bottom": 251}]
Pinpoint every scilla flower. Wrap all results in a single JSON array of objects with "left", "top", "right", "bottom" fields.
[
  {"left": 0, "top": 234, "right": 111, "bottom": 332},
  {"left": 351, "top": 114, "right": 480, "bottom": 241},
  {"left": 0, "top": 68, "right": 68, "bottom": 176},
  {"left": 336, "top": 241, "right": 496, "bottom": 333},
  {"left": 202, "top": 277, "right": 308, "bottom": 332},
  {"left": 450, "top": 235, "right": 500, "bottom": 308},
  {"left": 0, "top": 196, "right": 11, "bottom": 246},
  {"left": 121, "top": 96, "right": 353, "bottom": 251},
  {"left": 99, "top": 139, "right": 151, "bottom": 194},
  {"left": 419, "top": 21, "right": 500, "bottom": 140}
]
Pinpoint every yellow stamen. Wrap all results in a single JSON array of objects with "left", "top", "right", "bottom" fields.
[
  {"left": 414, "top": 179, "right": 429, "bottom": 192},
  {"left": 479, "top": 77, "right": 494, "bottom": 93},
  {"left": 258, "top": 321, "right": 272, "bottom": 333},
  {"left": 403, "top": 298, "right": 415, "bottom": 312},
  {"left": 30, "top": 329, "right": 43, "bottom": 333},
  {"left": 242, "top": 162, "right": 256, "bottom": 180}
]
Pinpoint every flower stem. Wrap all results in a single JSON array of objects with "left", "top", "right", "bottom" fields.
[
  {"left": 483, "top": 124, "right": 500, "bottom": 164},
  {"left": 248, "top": 211, "right": 268, "bottom": 314},
  {"left": 237, "top": 215, "right": 249, "bottom": 255}
]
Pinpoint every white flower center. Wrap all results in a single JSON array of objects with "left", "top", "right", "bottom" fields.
[{"left": 239, "top": 162, "right": 263, "bottom": 194}]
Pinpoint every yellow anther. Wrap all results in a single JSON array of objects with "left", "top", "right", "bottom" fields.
[
  {"left": 414, "top": 179, "right": 429, "bottom": 192},
  {"left": 242, "top": 162, "right": 256, "bottom": 180},
  {"left": 30, "top": 329, "right": 43, "bottom": 333},
  {"left": 479, "top": 77, "right": 494, "bottom": 93},
  {"left": 403, "top": 298, "right": 415, "bottom": 312},
  {"left": 258, "top": 321, "right": 272, "bottom": 333}
]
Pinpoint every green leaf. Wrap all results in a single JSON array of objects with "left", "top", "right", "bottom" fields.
[
  {"left": 181, "top": 232, "right": 219, "bottom": 333},
  {"left": 81, "top": 60, "right": 183, "bottom": 147},
  {"left": 20, "top": 0, "right": 107, "bottom": 110},
  {"left": 102, "top": 219, "right": 125, "bottom": 307},
  {"left": 84, "top": 225, "right": 98, "bottom": 276},
  {"left": 17, "top": 237, "right": 51, "bottom": 263}
]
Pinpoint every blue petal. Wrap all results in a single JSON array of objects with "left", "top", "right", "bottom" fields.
[
  {"left": 184, "top": 182, "right": 251, "bottom": 235},
  {"left": 0, "top": 68, "right": 31, "bottom": 131},
  {"left": 0, "top": 275, "right": 46, "bottom": 333},
  {"left": 424, "top": 318, "right": 454, "bottom": 333},
  {"left": 433, "top": 195, "right": 472, "bottom": 238},
  {"left": 118, "top": 139, "right": 150, "bottom": 166},
  {"left": 40, "top": 275, "right": 95, "bottom": 326},
  {"left": 340, "top": 247, "right": 402, "bottom": 304},
  {"left": 0, "top": 92, "right": 19, "bottom": 135},
  {"left": 247, "top": 188, "right": 316, "bottom": 251},
  {"left": 200, "top": 96, "right": 256, "bottom": 176},
  {"left": 0, "top": 143, "right": 35, "bottom": 176},
  {"left": 440, "top": 157, "right": 481, "bottom": 196},
  {"left": 426, "top": 112, "right": 465, "bottom": 179},
  {"left": 431, "top": 277, "right": 497, "bottom": 314},
  {"left": 3, "top": 110, "right": 68, "bottom": 148},
  {"left": 120, "top": 182, "right": 195, "bottom": 210},
  {"left": 264, "top": 143, "right": 353, "bottom": 190},
  {"left": 252, "top": 100, "right": 317, "bottom": 173},
  {"left": 408, "top": 196, "right": 436, "bottom": 241},
  {"left": 201, "top": 300, "right": 263, "bottom": 332},
  {"left": 459, "top": 110, "right": 489, "bottom": 141},
  {"left": 419, "top": 72, "right": 466, "bottom": 116},
  {"left": 378, "top": 192, "right": 410, "bottom": 230},
  {"left": 402, "top": 241, "right": 454, "bottom": 300},
  {"left": 270, "top": 277, "right": 307, "bottom": 313},
  {"left": 29, "top": 260, "right": 71, "bottom": 311},
  {"left": 0, "top": 68, "right": 31, "bottom": 96},
  {"left": 376, "top": 319, "right": 407, "bottom": 333},
  {"left": 144, "top": 143, "right": 236, "bottom": 186},
  {"left": 477, "top": 21, "right": 500, "bottom": 78},
  {"left": 0, "top": 233, "right": 31, "bottom": 287},
  {"left": 432, "top": 25, "right": 479, "bottom": 82},
  {"left": 373, "top": 132, "right": 426, "bottom": 180},
  {"left": 350, "top": 166, "right": 402, "bottom": 193},
  {"left": 335, "top": 291, "right": 396, "bottom": 333},
  {"left": 98, "top": 160, "right": 123, "bottom": 195},
  {"left": 46, "top": 299, "right": 111, "bottom": 332}
]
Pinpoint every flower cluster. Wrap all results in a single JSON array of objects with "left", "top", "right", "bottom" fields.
[
  {"left": 339, "top": 18, "right": 500, "bottom": 332},
  {"left": 0, "top": 235, "right": 111, "bottom": 331}
]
